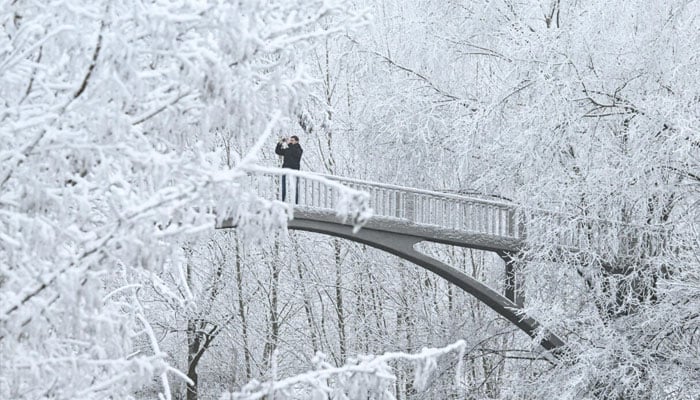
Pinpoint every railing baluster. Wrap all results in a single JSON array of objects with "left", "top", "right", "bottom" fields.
[
  {"left": 421, "top": 195, "right": 427, "bottom": 224},
  {"left": 472, "top": 203, "right": 477, "bottom": 232},
  {"left": 479, "top": 204, "right": 484, "bottom": 233},
  {"left": 386, "top": 189, "right": 391, "bottom": 217},
  {"left": 304, "top": 178, "right": 309, "bottom": 206},
  {"left": 416, "top": 193, "right": 421, "bottom": 223},
  {"left": 309, "top": 181, "right": 316, "bottom": 207},
  {"left": 456, "top": 201, "right": 463, "bottom": 230},
  {"left": 379, "top": 188, "right": 385, "bottom": 216},
  {"left": 446, "top": 200, "right": 452, "bottom": 229},
  {"left": 426, "top": 196, "right": 430, "bottom": 225},
  {"left": 493, "top": 207, "right": 501, "bottom": 236},
  {"left": 314, "top": 180, "right": 320, "bottom": 208},
  {"left": 447, "top": 200, "right": 452, "bottom": 229},
  {"left": 491, "top": 207, "right": 497, "bottom": 235},
  {"left": 429, "top": 197, "right": 434, "bottom": 225},
  {"left": 436, "top": 198, "right": 440, "bottom": 226},
  {"left": 465, "top": 203, "right": 471, "bottom": 232},
  {"left": 376, "top": 187, "right": 381, "bottom": 216},
  {"left": 495, "top": 207, "right": 500, "bottom": 235},
  {"left": 495, "top": 207, "right": 500, "bottom": 236},
  {"left": 435, "top": 198, "right": 440, "bottom": 226},
  {"left": 416, "top": 195, "right": 422, "bottom": 223},
  {"left": 486, "top": 205, "right": 491, "bottom": 234},
  {"left": 462, "top": 201, "right": 468, "bottom": 231},
  {"left": 313, "top": 180, "right": 318, "bottom": 208},
  {"left": 498, "top": 207, "right": 503, "bottom": 236},
  {"left": 435, "top": 198, "right": 439, "bottom": 226},
  {"left": 299, "top": 177, "right": 304, "bottom": 205},
  {"left": 396, "top": 190, "right": 401, "bottom": 218},
  {"left": 476, "top": 203, "right": 481, "bottom": 233},
  {"left": 324, "top": 184, "right": 328, "bottom": 208},
  {"left": 432, "top": 197, "right": 436, "bottom": 226},
  {"left": 442, "top": 199, "right": 447, "bottom": 228},
  {"left": 321, "top": 184, "right": 326, "bottom": 208},
  {"left": 392, "top": 190, "right": 398, "bottom": 218},
  {"left": 474, "top": 204, "right": 480, "bottom": 233},
  {"left": 372, "top": 187, "right": 378, "bottom": 215},
  {"left": 486, "top": 206, "right": 492, "bottom": 235}
]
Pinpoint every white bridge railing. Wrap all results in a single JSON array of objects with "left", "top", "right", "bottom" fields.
[
  {"left": 258, "top": 172, "right": 522, "bottom": 239},
  {"left": 252, "top": 172, "right": 669, "bottom": 256}
]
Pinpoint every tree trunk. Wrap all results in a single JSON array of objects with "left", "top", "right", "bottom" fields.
[
  {"left": 334, "top": 239, "right": 347, "bottom": 364},
  {"left": 185, "top": 252, "right": 199, "bottom": 400},
  {"left": 296, "top": 252, "right": 319, "bottom": 353},
  {"left": 186, "top": 318, "right": 200, "bottom": 400},
  {"left": 234, "top": 235, "right": 252, "bottom": 380},
  {"left": 263, "top": 240, "right": 281, "bottom": 368}
]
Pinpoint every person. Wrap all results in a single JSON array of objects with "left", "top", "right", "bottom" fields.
[{"left": 275, "top": 135, "right": 303, "bottom": 202}]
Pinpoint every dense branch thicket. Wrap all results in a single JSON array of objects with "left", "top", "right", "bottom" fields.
[
  {"left": 2, "top": 0, "right": 699, "bottom": 399},
  {"left": 0, "top": 1, "right": 367, "bottom": 398}
]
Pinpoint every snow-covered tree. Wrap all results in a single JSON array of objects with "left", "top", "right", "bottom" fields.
[
  {"left": 293, "top": 0, "right": 700, "bottom": 397},
  {"left": 0, "top": 1, "right": 368, "bottom": 398}
]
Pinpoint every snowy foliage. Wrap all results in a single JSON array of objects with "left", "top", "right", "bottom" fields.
[
  {"left": 3, "top": 0, "right": 699, "bottom": 399},
  {"left": 287, "top": 0, "right": 700, "bottom": 398},
  {"left": 0, "top": 1, "right": 367, "bottom": 398},
  {"left": 222, "top": 341, "right": 466, "bottom": 400}
]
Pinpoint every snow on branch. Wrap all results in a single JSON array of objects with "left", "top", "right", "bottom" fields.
[
  {"left": 0, "top": 0, "right": 369, "bottom": 398},
  {"left": 222, "top": 340, "right": 466, "bottom": 400}
]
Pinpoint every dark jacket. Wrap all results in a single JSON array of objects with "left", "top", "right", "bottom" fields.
[{"left": 275, "top": 142, "right": 303, "bottom": 170}]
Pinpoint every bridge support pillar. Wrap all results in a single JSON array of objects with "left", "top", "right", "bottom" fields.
[{"left": 500, "top": 252, "right": 524, "bottom": 307}]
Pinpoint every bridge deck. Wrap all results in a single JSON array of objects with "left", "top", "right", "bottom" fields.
[
  {"left": 293, "top": 207, "right": 522, "bottom": 253},
  {"left": 251, "top": 172, "right": 662, "bottom": 257},
  {"left": 255, "top": 172, "right": 527, "bottom": 251}
]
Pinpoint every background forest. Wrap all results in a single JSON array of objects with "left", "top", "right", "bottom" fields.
[{"left": 1, "top": 1, "right": 699, "bottom": 399}]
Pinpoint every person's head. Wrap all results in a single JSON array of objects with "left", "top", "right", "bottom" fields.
[{"left": 289, "top": 135, "right": 299, "bottom": 144}]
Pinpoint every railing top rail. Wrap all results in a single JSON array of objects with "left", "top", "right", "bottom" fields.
[
  {"left": 316, "top": 173, "right": 518, "bottom": 209},
  {"left": 263, "top": 171, "right": 670, "bottom": 232},
  {"left": 322, "top": 174, "right": 670, "bottom": 230}
]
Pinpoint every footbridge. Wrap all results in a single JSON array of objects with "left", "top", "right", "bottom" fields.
[{"left": 219, "top": 172, "right": 664, "bottom": 352}]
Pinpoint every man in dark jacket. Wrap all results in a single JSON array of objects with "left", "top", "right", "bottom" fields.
[{"left": 275, "top": 135, "right": 303, "bottom": 202}]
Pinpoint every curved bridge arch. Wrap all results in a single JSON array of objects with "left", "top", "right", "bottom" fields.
[{"left": 285, "top": 217, "right": 565, "bottom": 352}]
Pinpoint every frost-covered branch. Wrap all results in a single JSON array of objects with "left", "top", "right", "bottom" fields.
[
  {"left": 224, "top": 340, "right": 466, "bottom": 400},
  {"left": 0, "top": 0, "right": 369, "bottom": 398}
]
